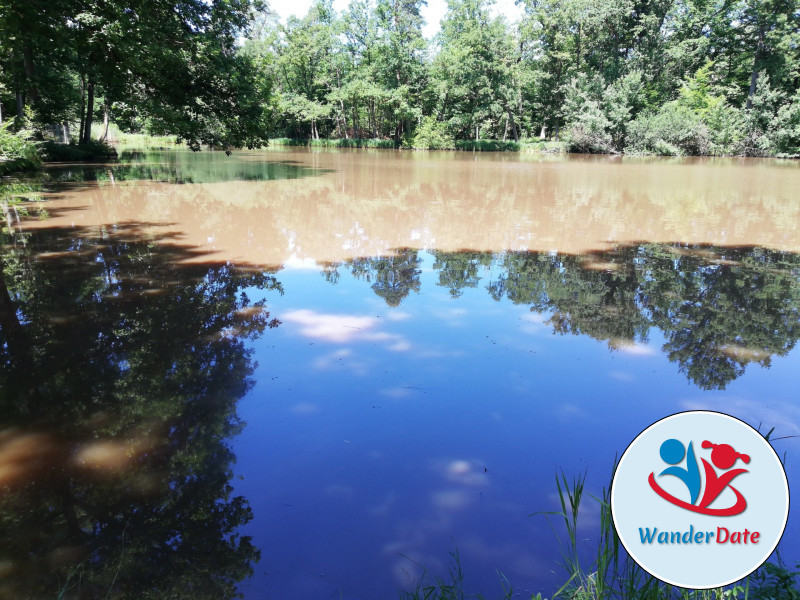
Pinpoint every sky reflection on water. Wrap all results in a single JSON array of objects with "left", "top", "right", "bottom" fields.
[{"left": 233, "top": 247, "right": 800, "bottom": 600}]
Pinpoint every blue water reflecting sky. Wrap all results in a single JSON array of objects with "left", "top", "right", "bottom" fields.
[{"left": 233, "top": 251, "right": 800, "bottom": 600}]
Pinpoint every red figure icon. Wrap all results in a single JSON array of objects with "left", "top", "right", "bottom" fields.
[{"left": 697, "top": 441, "right": 750, "bottom": 510}]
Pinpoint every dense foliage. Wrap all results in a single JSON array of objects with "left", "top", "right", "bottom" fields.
[
  {"left": 0, "top": 0, "right": 272, "bottom": 151},
  {"left": 245, "top": 0, "right": 800, "bottom": 155},
  {"left": 1, "top": 0, "right": 798, "bottom": 155}
]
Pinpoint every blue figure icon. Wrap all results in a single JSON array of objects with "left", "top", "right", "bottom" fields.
[{"left": 659, "top": 438, "right": 701, "bottom": 505}]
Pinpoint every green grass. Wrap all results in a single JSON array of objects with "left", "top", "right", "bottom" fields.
[
  {"left": 270, "top": 137, "right": 398, "bottom": 148},
  {"left": 399, "top": 549, "right": 519, "bottom": 600},
  {"left": 454, "top": 140, "right": 522, "bottom": 151},
  {"left": 270, "top": 137, "right": 569, "bottom": 153},
  {"left": 109, "top": 125, "right": 185, "bottom": 149}
]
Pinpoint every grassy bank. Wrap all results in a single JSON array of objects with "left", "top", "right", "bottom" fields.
[
  {"left": 107, "top": 124, "right": 186, "bottom": 149},
  {"left": 270, "top": 137, "right": 567, "bottom": 152},
  {"left": 270, "top": 137, "right": 399, "bottom": 148}
]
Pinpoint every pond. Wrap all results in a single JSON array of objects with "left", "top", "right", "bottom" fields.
[{"left": 0, "top": 148, "right": 798, "bottom": 599}]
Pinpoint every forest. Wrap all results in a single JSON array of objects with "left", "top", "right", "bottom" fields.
[{"left": 1, "top": 0, "right": 799, "bottom": 157}]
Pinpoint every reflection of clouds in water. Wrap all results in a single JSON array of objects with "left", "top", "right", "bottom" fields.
[
  {"left": 312, "top": 348, "right": 370, "bottom": 376},
  {"left": 680, "top": 397, "right": 800, "bottom": 437},
  {"left": 379, "top": 387, "right": 415, "bottom": 398},
  {"left": 282, "top": 255, "right": 320, "bottom": 270},
  {"left": 374, "top": 454, "right": 563, "bottom": 595},
  {"left": 415, "top": 348, "right": 467, "bottom": 358},
  {"left": 554, "top": 404, "right": 588, "bottom": 420},
  {"left": 608, "top": 370, "right": 635, "bottom": 382},
  {"left": 383, "top": 513, "right": 453, "bottom": 588},
  {"left": 610, "top": 339, "right": 657, "bottom": 355},
  {"left": 369, "top": 491, "right": 397, "bottom": 517},
  {"left": 290, "top": 402, "right": 319, "bottom": 415},
  {"left": 431, "top": 489, "right": 475, "bottom": 509},
  {"left": 431, "top": 307, "right": 469, "bottom": 327},
  {"left": 718, "top": 344, "right": 772, "bottom": 362},
  {"left": 432, "top": 458, "right": 490, "bottom": 487},
  {"left": 520, "top": 312, "right": 549, "bottom": 335},
  {"left": 386, "top": 311, "right": 412, "bottom": 322},
  {"left": 456, "top": 536, "right": 551, "bottom": 583},
  {"left": 282, "top": 309, "right": 411, "bottom": 351}
]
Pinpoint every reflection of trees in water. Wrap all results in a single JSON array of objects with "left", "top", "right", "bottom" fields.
[
  {"left": 641, "top": 245, "right": 800, "bottom": 390},
  {"left": 0, "top": 223, "right": 281, "bottom": 599},
  {"left": 489, "top": 244, "right": 800, "bottom": 389},
  {"left": 339, "top": 244, "right": 800, "bottom": 390},
  {"left": 346, "top": 249, "right": 422, "bottom": 307},
  {"left": 45, "top": 151, "right": 333, "bottom": 185},
  {"left": 431, "top": 251, "right": 493, "bottom": 298}
]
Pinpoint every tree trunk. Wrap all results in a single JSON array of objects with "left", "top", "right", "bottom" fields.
[
  {"left": 746, "top": 25, "right": 766, "bottom": 110},
  {"left": 83, "top": 81, "right": 95, "bottom": 144},
  {"left": 475, "top": 124, "right": 479, "bottom": 141},
  {"left": 507, "top": 109, "right": 519, "bottom": 142},
  {"left": 340, "top": 101, "right": 349, "bottom": 139},
  {"left": 539, "top": 123, "right": 547, "bottom": 139},
  {"left": 22, "top": 43, "right": 39, "bottom": 105},
  {"left": 79, "top": 76, "right": 86, "bottom": 143},
  {"left": 16, "top": 91, "right": 24, "bottom": 120},
  {"left": 100, "top": 98, "right": 110, "bottom": 142}
]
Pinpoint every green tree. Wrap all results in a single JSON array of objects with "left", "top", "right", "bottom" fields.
[{"left": 432, "top": 0, "right": 519, "bottom": 140}]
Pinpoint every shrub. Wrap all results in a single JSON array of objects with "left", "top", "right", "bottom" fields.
[
  {"left": 0, "top": 121, "right": 41, "bottom": 166},
  {"left": 454, "top": 139, "right": 521, "bottom": 151},
  {"left": 704, "top": 102, "right": 746, "bottom": 155},
  {"left": 772, "top": 89, "right": 800, "bottom": 157},
  {"left": 41, "top": 139, "right": 118, "bottom": 162},
  {"left": 520, "top": 140, "right": 567, "bottom": 153},
  {"left": 564, "top": 99, "right": 614, "bottom": 153},
  {"left": 411, "top": 117, "right": 455, "bottom": 150},
  {"left": 625, "top": 102, "right": 709, "bottom": 155}
]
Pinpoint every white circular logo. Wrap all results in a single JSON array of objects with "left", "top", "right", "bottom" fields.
[{"left": 611, "top": 411, "right": 789, "bottom": 589}]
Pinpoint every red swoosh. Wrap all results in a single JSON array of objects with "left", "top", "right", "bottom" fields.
[{"left": 648, "top": 472, "right": 747, "bottom": 516}]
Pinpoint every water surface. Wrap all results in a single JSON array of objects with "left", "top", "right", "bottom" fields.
[{"left": 1, "top": 149, "right": 798, "bottom": 599}]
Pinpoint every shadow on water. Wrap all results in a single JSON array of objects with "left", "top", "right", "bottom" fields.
[
  {"left": 43, "top": 149, "right": 335, "bottom": 185},
  {"left": 0, "top": 215, "right": 283, "bottom": 599},
  {"left": 323, "top": 244, "right": 800, "bottom": 390}
]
